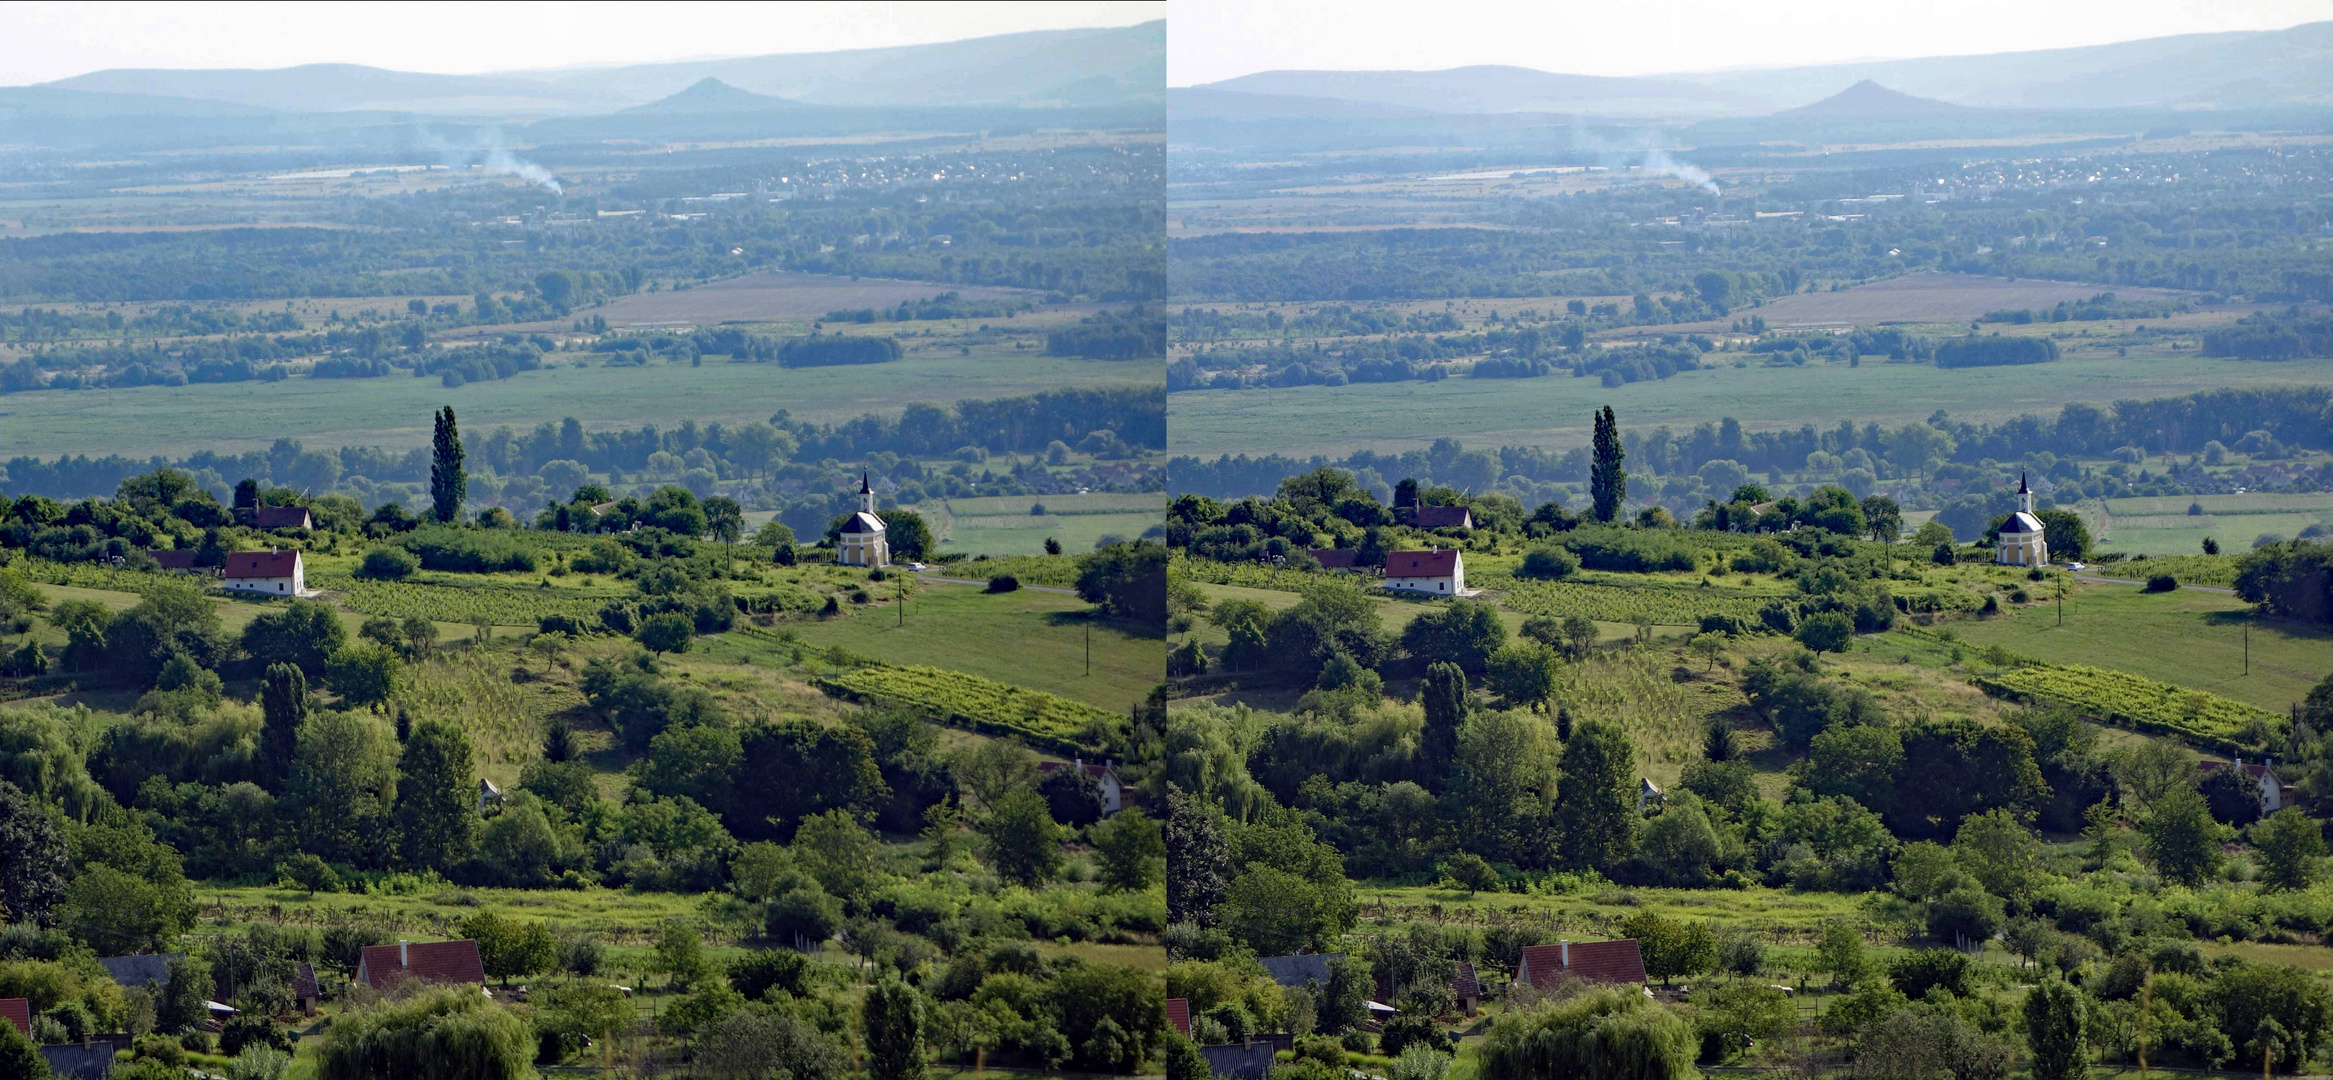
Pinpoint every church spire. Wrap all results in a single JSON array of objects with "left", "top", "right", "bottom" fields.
[
  {"left": 2018, "top": 472, "right": 2033, "bottom": 515},
  {"left": 859, "top": 471, "right": 876, "bottom": 516}
]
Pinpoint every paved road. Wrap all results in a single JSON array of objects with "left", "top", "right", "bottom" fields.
[
  {"left": 914, "top": 573, "right": 1078, "bottom": 596},
  {"left": 2070, "top": 572, "right": 2236, "bottom": 595}
]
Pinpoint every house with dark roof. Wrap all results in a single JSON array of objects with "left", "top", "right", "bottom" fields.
[
  {"left": 354, "top": 940, "right": 486, "bottom": 992},
  {"left": 245, "top": 505, "right": 314, "bottom": 531},
  {"left": 2200, "top": 757, "right": 2295, "bottom": 816},
  {"left": 1515, "top": 940, "right": 1647, "bottom": 990},
  {"left": 293, "top": 962, "right": 321, "bottom": 1014},
  {"left": 1452, "top": 961, "right": 1482, "bottom": 1014},
  {"left": 146, "top": 549, "right": 206, "bottom": 574},
  {"left": 1165, "top": 998, "right": 1191, "bottom": 1037},
  {"left": 1384, "top": 549, "right": 1465, "bottom": 596},
  {"left": 1308, "top": 548, "right": 1362, "bottom": 571},
  {"left": 1257, "top": 953, "right": 1342, "bottom": 989},
  {"left": 1403, "top": 504, "right": 1474, "bottom": 530},
  {"left": 0, "top": 997, "right": 27, "bottom": 1037},
  {"left": 1035, "top": 758, "right": 1125, "bottom": 814},
  {"left": 41, "top": 1040, "right": 120, "bottom": 1079},
  {"left": 97, "top": 954, "right": 180, "bottom": 990},
  {"left": 1199, "top": 1042, "right": 1277, "bottom": 1080},
  {"left": 222, "top": 549, "right": 306, "bottom": 596}
]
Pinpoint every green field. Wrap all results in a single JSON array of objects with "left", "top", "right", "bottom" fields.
[
  {"left": 1933, "top": 580, "right": 2331, "bottom": 712},
  {"left": 1167, "top": 347, "right": 2333, "bottom": 459},
  {"left": 701, "top": 581, "right": 1163, "bottom": 713},
  {"left": 0, "top": 350, "right": 1156, "bottom": 459},
  {"left": 919, "top": 492, "right": 1166, "bottom": 556},
  {"left": 2096, "top": 492, "right": 2333, "bottom": 556}
]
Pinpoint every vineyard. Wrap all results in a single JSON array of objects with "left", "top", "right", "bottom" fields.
[
  {"left": 394, "top": 650, "right": 574, "bottom": 782},
  {"left": 312, "top": 573, "right": 612, "bottom": 626},
  {"left": 1169, "top": 553, "right": 1324, "bottom": 591},
  {"left": 817, "top": 664, "right": 1125, "bottom": 755},
  {"left": 943, "top": 554, "right": 1085, "bottom": 589},
  {"left": 2092, "top": 555, "right": 2242, "bottom": 588},
  {"left": 1973, "top": 663, "right": 2276, "bottom": 752},
  {"left": 1493, "top": 577, "right": 1776, "bottom": 627}
]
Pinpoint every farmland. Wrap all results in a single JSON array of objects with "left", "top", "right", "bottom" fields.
[
  {"left": 1633, "top": 272, "right": 2198, "bottom": 334},
  {"left": 919, "top": 491, "right": 1169, "bottom": 556},
  {"left": 456, "top": 270, "right": 1036, "bottom": 333}
]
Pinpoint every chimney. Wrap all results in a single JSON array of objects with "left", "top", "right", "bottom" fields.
[
  {"left": 400, "top": 940, "right": 409, "bottom": 967},
  {"left": 1560, "top": 940, "right": 1570, "bottom": 968}
]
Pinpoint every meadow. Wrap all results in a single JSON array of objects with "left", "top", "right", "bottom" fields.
[
  {"left": 2094, "top": 492, "right": 2333, "bottom": 556},
  {"left": 0, "top": 347, "right": 1152, "bottom": 460},
  {"left": 1166, "top": 345, "right": 2333, "bottom": 460},
  {"left": 919, "top": 492, "right": 1168, "bottom": 556}
]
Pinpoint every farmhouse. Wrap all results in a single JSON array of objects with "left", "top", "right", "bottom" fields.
[
  {"left": 355, "top": 939, "right": 487, "bottom": 992},
  {"left": 1165, "top": 998, "right": 1191, "bottom": 1037},
  {"left": 244, "top": 505, "right": 314, "bottom": 530},
  {"left": 837, "top": 472, "right": 890, "bottom": 567},
  {"left": 1384, "top": 549, "right": 1465, "bottom": 595},
  {"left": 1399, "top": 502, "right": 1474, "bottom": 530},
  {"left": 1995, "top": 474, "right": 2049, "bottom": 566},
  {"left": 0, "top": 997, "right": 26, "bottom": 1037},
  {"left": 223, "top": 550, "right": 307, "bottom": 596},
  {"left": 1036, "top": 758, "right": 1126, "bottom": 814},
  {"left": 1453, "top": 961, "right": 1482, "bottom": 1014},
  {"left": 1514, "top": 939, "right": 1648, "bottom": 990},
  {"left": 2199, "top": 757, "right": 2295, "bottom": 816}
]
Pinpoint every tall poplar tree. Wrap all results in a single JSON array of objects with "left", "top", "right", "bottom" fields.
[
  {"left": 864, "top": 978, "right": 928, "bottom": 1080},
  {"left": 1417, "top": 662, "right": 1467, "bottom": 791},
  {"left": 1590, "top": 405, "right": 1626, "bottom": 522},
  {"left": 1555, "top": 718, "right": 1639, "bottom": 871},
  {"left": 396, "top": 719, "right": 479, "bottom": 871},
  {"left": 430, "top": 405, "right": 466, "bottom": 524},
  {"left": 258, "top": 662, "right": 307, "bottom": 791}
]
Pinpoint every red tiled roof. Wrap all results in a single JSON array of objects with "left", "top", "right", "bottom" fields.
[
  {"left": 248, "top": 506, "right": 312, "bottom": 529},
  {"left": 223, "top": 550, "right": 300, "bottom": 579},
  {"left": 357, "top": 940, "right": 485, "bottom": 990},
  {"left": 0, "top": 997, "right": 27, "bottom": 1037},
  {"left": 1385, "top": 549, "right": 1459, "bottom": 579},
  {"left": 1517, "top": 940, "right": 1647, "bottom": 989},
  {"left": 1164, "top": 998, "right": 1191, "bottom": 1037},
  {"left": 1310, "top": 548, "right": 1361, "bottom": 569},
  {"left": 1409, "top": 505, "right": 1473, "bottom": 529}
]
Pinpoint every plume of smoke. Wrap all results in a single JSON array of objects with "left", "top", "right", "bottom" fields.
[
  {"left": 414, "top": 125, "right": 562, "bottom": 194},
  {"left": 1569, "top": 125, "right": 1721, "bottom": 195}
]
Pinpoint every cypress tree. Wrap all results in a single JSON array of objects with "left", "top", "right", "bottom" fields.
[
  {"left": 1590, "top": 405, "right": 1627, "bottom": 522},
  {"left": 1555, "top": 718, "right": 1639, "bottom": 871},
  {"left": 864, "top": 978, "right": 927, "bottom": 1080},
  {"left": 1417, "top": 661, "right": 1467, "bottom": 791},
  {"left": 395, "top": 719, "right": 479, "bottom": 872},
  {"left": 1164, "top": 786, "right": 1230, "bottom": 928},
  {"left": 258, "top": 663, "right": 307, "bottom": 791},
  {"left": 2024, "top": 976, "right": 2088, "bottom": 1080},
  {"left": 430, "top": 405, "right": 466, "bottom": 524}
]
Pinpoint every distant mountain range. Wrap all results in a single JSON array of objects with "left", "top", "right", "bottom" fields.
[
  {"left": 1179, "top": 20, "right": 2333, "bottom": 120},
  {"left": 23, "top": 20, "right": 1163, "bottom": 117}
]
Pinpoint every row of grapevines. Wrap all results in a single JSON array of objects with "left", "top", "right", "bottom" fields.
[
  {"left": 1973, "top": 663, "right": 2271, "bottom": 752},
  {"left": 939, "top": 554, "right": 1083, "bottom": 589},
  {"left": 312, "top": 573, "right": 609, "bottom": 626},
  {"left": 2091, "top": 555, "right": 2241, "bottom": 588},
  {"left": 1169, "top": 553, "right": 1321, "bottom": 590},
  {"left": 817, "top": 664, "right": 1122, "bottom": 755},
  {"left": 1492, "top": 578, "right": 1774, "bottom": 627}
]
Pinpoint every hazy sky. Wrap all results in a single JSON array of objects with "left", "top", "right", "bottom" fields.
[
  {"left": 1170, "top": 0, "right": 2328, "bottom": 86},
  {"left": 0, "top": 1, "right": 1163, "bottom": 85}
]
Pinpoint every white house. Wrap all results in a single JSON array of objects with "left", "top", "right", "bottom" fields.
[
  {"left": 1995, "top": 474, "right": 2049, "bottom": 566},
  {"left": 2200, "top": 757, "right": 2296, "bottom": 816},
  {"left": 1038, "top": 758, "right": 1125, "bottom": 814},
  {"left": 223, "top": 550, "right": 305, "bottom": 595},
  {"left": 1385, "top": 549, "right": 1464, "bottom": 595},
  {"left": 837, "top": 473, "right": 890, "bottom": 567}
]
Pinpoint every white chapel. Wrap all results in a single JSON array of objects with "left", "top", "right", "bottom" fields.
[
  {"left": 1995, "top": 473, "right": 2049, "bottom": 566},
  {"left": 838, "top": 472, "right": 890, "bottom": 567}
]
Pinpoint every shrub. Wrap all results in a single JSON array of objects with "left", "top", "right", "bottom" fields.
[
  {"left": 1519, "top": 546, "right": 1580, "bottom": 580},
  {"left": 359, "top": 546, "right": 418, "bottom": 580},
  {"left": 986, "top": 574, "right": 1021, "bottom": 593},
  {"left": 2146, "top": 574, "right": 2179, "bottom": 592}
]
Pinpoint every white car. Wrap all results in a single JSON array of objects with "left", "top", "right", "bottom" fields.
[
  {"left": 2066, "top": 562, "right": 2086, "bottom": 571},
  {"left": 906, "top": 562, "right": 927, "bottom": 571}
]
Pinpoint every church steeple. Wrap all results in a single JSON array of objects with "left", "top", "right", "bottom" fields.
[
  {"left": 860, "top": 471, "right": 876, "bottom": 516},
  {"left": 2018, "top": 472, "right": 2033, "bottom": 515}
]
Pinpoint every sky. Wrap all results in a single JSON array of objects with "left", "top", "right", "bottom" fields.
[
  {"left": 0, "top": 1, "right": 1164, "bottom": 85},
  {"left": 1169, "top": 0, "right": 2329, "bottom": 86}
]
